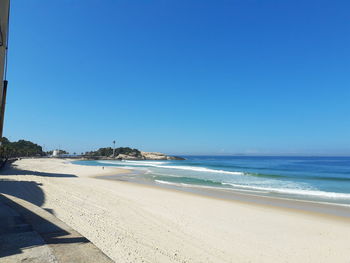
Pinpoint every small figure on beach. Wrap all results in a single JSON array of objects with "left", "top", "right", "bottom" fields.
[{"left": 102, "top": 166, "right": 104, "bottom": 170}]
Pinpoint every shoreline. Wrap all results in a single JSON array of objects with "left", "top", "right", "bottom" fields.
[
  {"left": 73, "top": 160, "right": 350, "bottom": 219},
  {"left": 96, "top": 167, "right": 350, "bottom": 219},
  {"left": 1, "top": 158, "right": 350, "bottom": 262},
  {"left": 76, "top": 158, "right": 350, "bottom": 207}
]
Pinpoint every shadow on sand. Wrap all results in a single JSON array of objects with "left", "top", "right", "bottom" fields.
[
  {"left": 1, "top": 164, "right": 77, "bottom": 178},
  {"left": 0, "top": 194, "right": 89, "bottom": 259},
  {"left": 0, "top": 164, "right": 77, "bottom": 208},
  {"left": 0, "top": 164, "right": 90, "bottom": 259},
  {"left": 0, "top": 179, "right": 45, "bottom": 207}
]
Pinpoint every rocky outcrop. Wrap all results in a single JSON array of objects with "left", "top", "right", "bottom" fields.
[
  {"left": 141, "top": 152, "right": 185, "bottom": 160},
  {"left": 83, "top": 148, "right": 185, "bottom": 161},
  {"left": 113, "top": 152, "right": 185, "bottom": 160}
]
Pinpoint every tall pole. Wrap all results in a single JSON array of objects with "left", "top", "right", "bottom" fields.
[
  {"left": 113, "top": 140, "right": 116, "bottom": 158},
  {"left": 0, "top": 0, "right": 10, "bottom": 140}
]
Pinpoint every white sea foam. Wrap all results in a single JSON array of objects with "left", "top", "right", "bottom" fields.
[
  {"left": 155, "top": 180, "right": 187, "bottom": 187},
  {"left": 97, "top": 160, "right": 166, "bottom": 166},
  {"left": 157, "top": 165, "right": 244, "bottom": 175},
  {"left": 222, "top": 183, "right": 350, "bottom": 199},
  {"left": 155, "top": 179, "right": 350, "bottom": 200},
  {"left": 154, "top": 180, "right": 267, "bottom": 193},
  {"left": 97, "top": 160, "right": 245, "bottom": 175},
  {"left": 123, "top": 160, "right": 168, "bottom": 165}
]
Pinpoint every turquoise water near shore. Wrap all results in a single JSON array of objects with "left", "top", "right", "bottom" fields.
[{"left": 74, "top": 156, "right": 350, "bottom": 205}]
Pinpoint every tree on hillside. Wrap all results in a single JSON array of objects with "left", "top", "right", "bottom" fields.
[
  {"left": 0, "top": 137, "right": 44, "bottom": 157},
  {"left": 85, "top": 147, "right": 142, "bottom": 158}
]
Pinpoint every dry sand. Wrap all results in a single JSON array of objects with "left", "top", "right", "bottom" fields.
[{"left": 0, "top": 158, "right": 349, "bottom": 263}]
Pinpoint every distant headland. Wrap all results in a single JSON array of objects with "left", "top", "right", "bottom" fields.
[
  {"left": 0, "top": 137, "right": 185, "bottom": 161},
  {"left": 83, "top": 147, "right": 185, "bottom": 161}
]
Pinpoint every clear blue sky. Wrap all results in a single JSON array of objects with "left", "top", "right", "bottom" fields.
[{"left": 4, "top": 0, "right": 350, "bottom": 155}]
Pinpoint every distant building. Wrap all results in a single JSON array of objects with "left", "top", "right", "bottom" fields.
[{"left": 52, "top": 150, "right": 60, "bottom": 157}]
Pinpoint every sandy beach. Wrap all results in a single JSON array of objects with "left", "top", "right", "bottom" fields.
[{"left": 1, "top": 158, "right": 349, "bottom": 263}]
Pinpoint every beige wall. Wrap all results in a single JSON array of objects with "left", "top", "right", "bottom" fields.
[{"left": 0, "top": 0, "right": 10, "bottom": 103}]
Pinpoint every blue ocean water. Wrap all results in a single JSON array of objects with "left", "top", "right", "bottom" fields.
[{"left": 74, "top": 156, "right": 350, "bottom": 205}]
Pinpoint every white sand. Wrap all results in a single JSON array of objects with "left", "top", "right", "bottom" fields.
[{"left": 1, "top": 158, "right": 349, "bottom": 263}]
